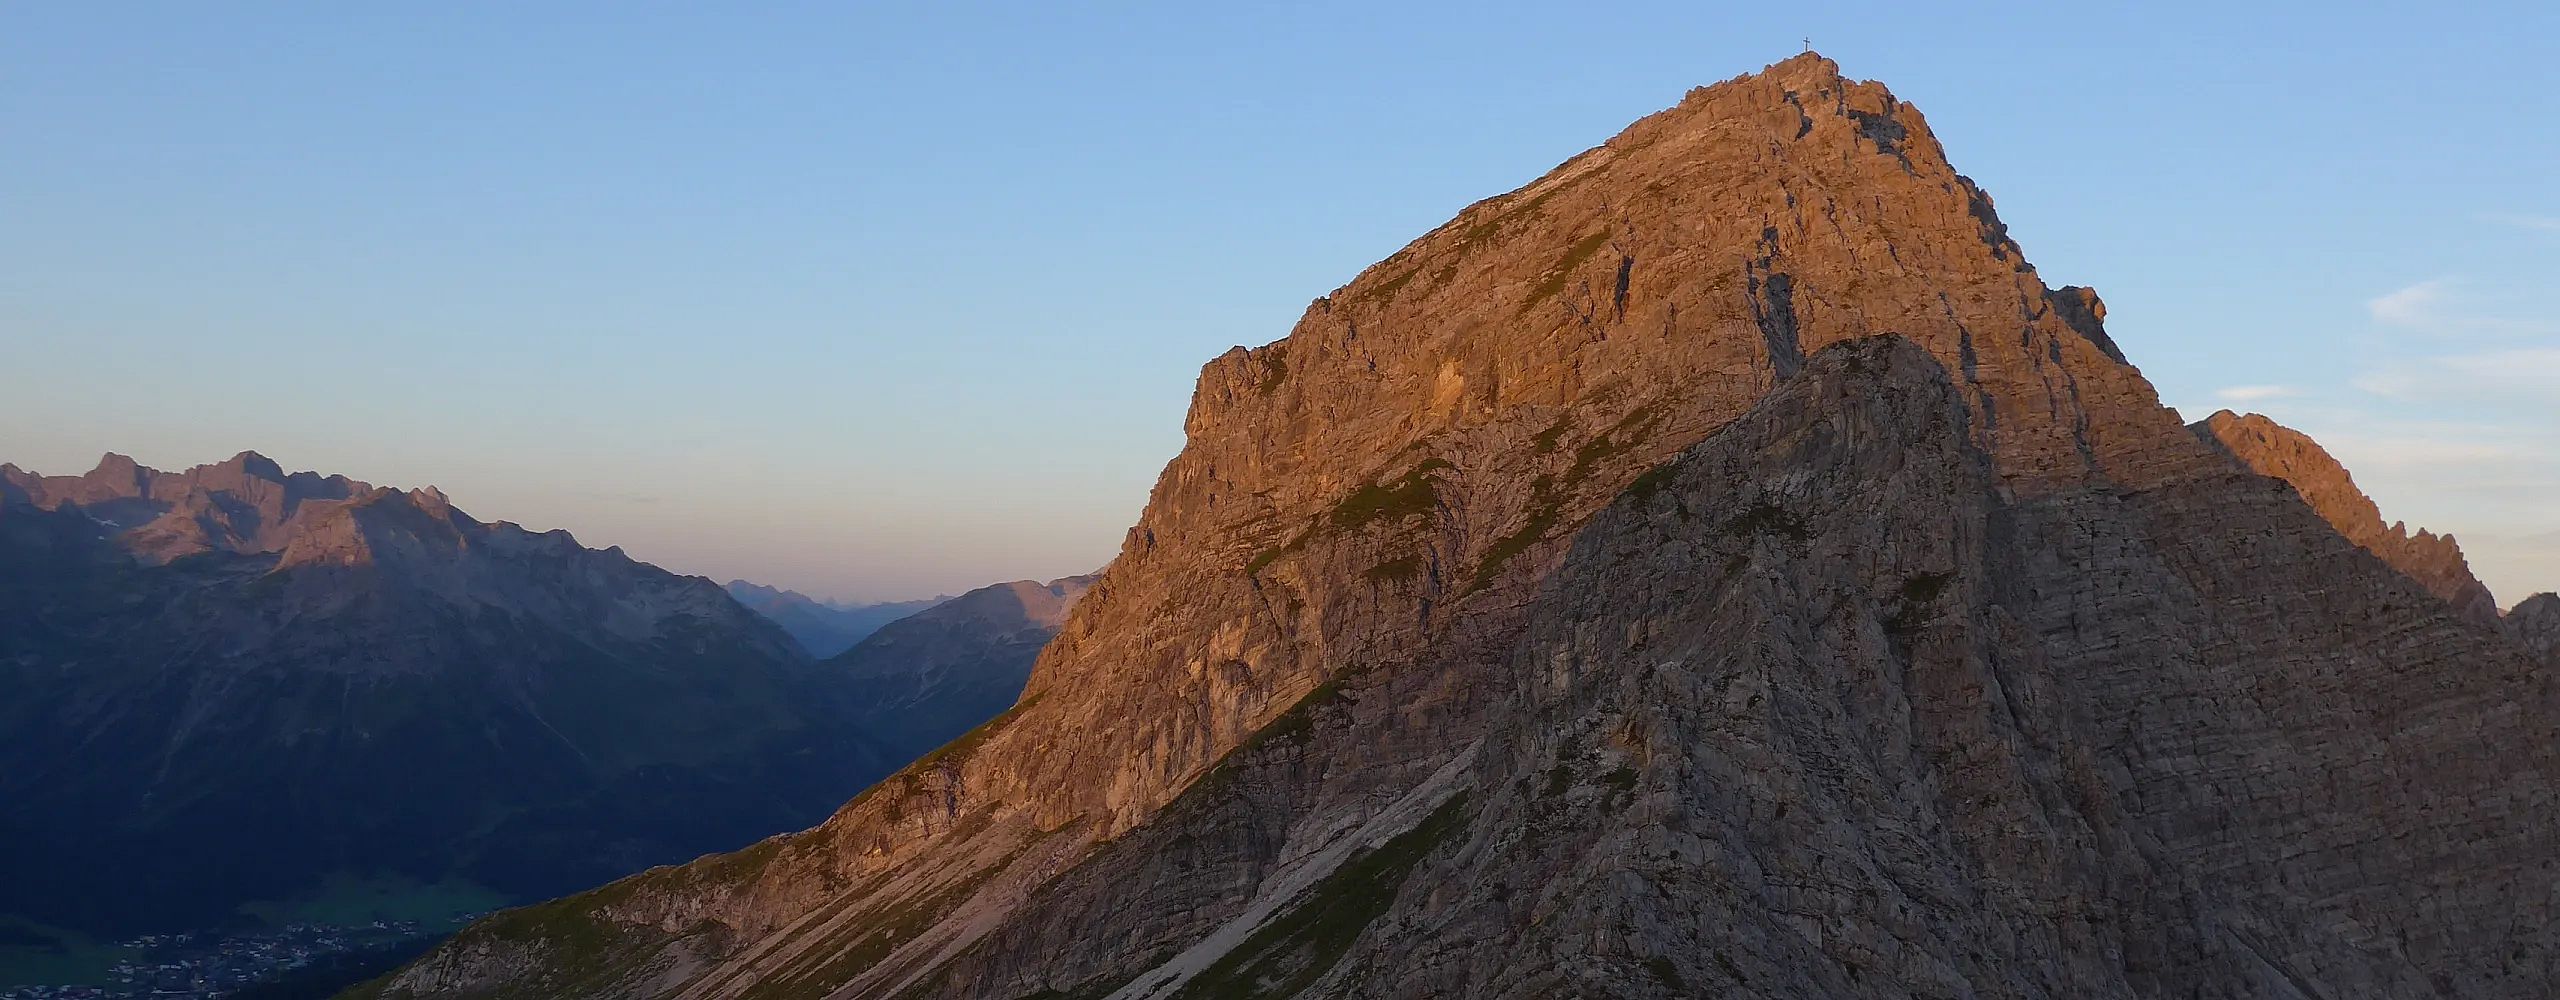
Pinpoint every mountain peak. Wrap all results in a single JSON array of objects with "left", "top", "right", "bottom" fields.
[
  {"left": 221, "top": 448, "right": 279, "bottom": 472},
  {"left": 372, "top": 58, "right": 2558, "bottom": 1000},
  {"left": 82, "top": 451, "right": 148, "bottom": 492},
  {"left": 1719, "top": 49, "right": 1847, "bottom": 94}
]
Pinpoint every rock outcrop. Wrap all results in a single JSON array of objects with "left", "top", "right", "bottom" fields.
[
  {"left": 2510, "top": 592, "right": 2560, "bottom": 662},
  {"left": 364, "top": 54, "right": 2558, "bottom": 1000},
  {"left": 2191, "top": 410, "right": 2501, "bottom": 624}
]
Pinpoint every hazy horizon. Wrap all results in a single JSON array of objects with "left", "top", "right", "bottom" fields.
[{"left": 7, "top": 3, "right": 2554, "bottom": 604}]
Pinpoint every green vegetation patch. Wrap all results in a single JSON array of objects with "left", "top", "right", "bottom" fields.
[
  {"left": 685, "top": 834, "right": 787, "bottom": 889},
  {"left": 1542, "top": 762, "right": 1575, "bottom": 799},
  {"left": 1721, "top": 502, "right": 1811, "bottom": 542},
  {"left": 1243, "top": 535, "right": 1305, "bottom": 578},
  {"left": 1569, "top": 404, "right": 1660, "bottom": 484},
  {"left": 1326, "top": 460, "right": 1450, "bottom": 532},
  {"left": 1355, "top": 266, "right": 1421, "bottom": 305},
  {"left": 1453, "top": 177, "right": 1578, "bottom": 253},
  {"left": 1240, "top": 674, "right": 1348, "bottom": 758},
  {"left": 1470, "top": 403, "right": 1666, "bottom": 592},
  {"left": 1470, "top": 509, "right": 1560, "bottom": 592},
  {"left": 1363, "top": 555, "right": 1424, "bottom": 584},
  {"left": 1173, "top": 793, "right": 1470, "bottom": 1000},
  {"left": 1888, "top": 571, "right": 1956, "bottom": 637},
  {"left": 0, "top": 918, "right": 129, "bottom": 989},
  {"left": 1247, "top": 459, "right": 1452, "bottom": 579},
  {"left": 1901, "top": 571, "right": 1952, "bottom": 604},
  {"left": 1645, "top": 955, "right": 1687, "bottom": 991},
  {"left": 909, "top": 692, "right": 1045, "bottom": 773},
  {"left": 462, "top": 869, "right": 674, "bottom": 996},
  {"left": 1622, "top": 461, "right": 1685, "bottom": 509},
  {"left": 1531, "top": 415, "right": 1572, "bottom": 453},
  {"left": 237, "top": 872, "right": 508, "bottom": 928},
  {"left": 1518, "top": 230, "right": 1615, "bottom": 316},
  {"left": 1258, "top": 351, "right": 1289, "bottom": 395}
]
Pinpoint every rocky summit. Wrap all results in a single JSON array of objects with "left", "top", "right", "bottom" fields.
[{"left": 364, "top": 54, "right": 2558, "bottom": 999}]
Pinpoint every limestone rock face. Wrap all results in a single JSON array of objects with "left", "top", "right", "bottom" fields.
[
  {"left": 2191, "top": 410, "right": 2501, "bottom": 624},
  {"left": 366, "top": 54, "right": 2557, "bottom": 1000}
]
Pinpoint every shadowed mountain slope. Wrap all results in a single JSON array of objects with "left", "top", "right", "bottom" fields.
[
  {"left": 2190, "top": 410, "right": 2501, "bottom": 624},
  {"left": 2510, "top": 592, "right": 2560, "bottom": 662},
  {"left": 0, "top": 458, "right": 915, "bottom": 943}
]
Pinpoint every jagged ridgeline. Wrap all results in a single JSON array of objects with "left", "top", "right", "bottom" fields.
[{"left": 364, "top": 54, "right": 2557, "bottom": 999}]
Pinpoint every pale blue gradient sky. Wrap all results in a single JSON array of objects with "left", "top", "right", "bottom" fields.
[{"left": 5, "top": 3, "right": 2555, "bottom": 603}]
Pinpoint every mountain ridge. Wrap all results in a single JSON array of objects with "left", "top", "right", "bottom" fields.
[
  {"left": 2, "top": 449, "right": 371, "bottom": 563},
  {"left": 2189, "top": 409, "right": 2500, "bottom": 623},
  {"left": 0, "top": 453, "right": 916, "bottom": 945},
  {"left": 723, "top": 581, "right": 949, "bottom": 658}
]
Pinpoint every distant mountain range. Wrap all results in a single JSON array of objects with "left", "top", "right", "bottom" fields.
[
  {"left": 833, "top": 575, "right": 1096, "bottom": 753},
  {"left": 721, "top": 581, "right": 946, "bottom": 658},
  {"left": 0, "top": 452, "right": 1081, "bottom": 975}
]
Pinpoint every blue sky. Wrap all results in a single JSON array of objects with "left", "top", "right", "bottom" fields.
[{"left": 4, "top": 3, "right": 2554, "bottom": 603}]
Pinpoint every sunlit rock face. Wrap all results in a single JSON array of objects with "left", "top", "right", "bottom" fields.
[{"left": 368, "top": 54, "right": 2559, "bottom": 1000}]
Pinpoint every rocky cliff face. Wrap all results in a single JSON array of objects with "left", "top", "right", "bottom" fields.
[
  {"left": 2510, "top": 592, "right": 2560, "bottom": 661},
  {"left": 366, "top": 54, "right": 2558, "bottom": 1000},
  {"left": 2190, "top": 410, "right": 2501, "bottom": 624},
  {"left": 0, "top": 457, "right": 914, "bottom": 941}
]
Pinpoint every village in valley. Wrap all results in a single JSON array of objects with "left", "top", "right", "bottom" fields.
[{"left": 0, "top": 918, "right": 470, "bottom": 1000}]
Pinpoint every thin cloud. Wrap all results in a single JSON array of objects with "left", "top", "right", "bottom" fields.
[
  {"left": 2214, "top": 384, "right": 2297, "bottom": 403},
  {"left": 2366, "top": 278, "right": 2549, "bottom": 338},
  {"left": 2356, "top": 347, "right": 2560, "bottom": 404},
  {"left": 2485, "top": 213, "right": 2560, "bottom": 232},
  {"left": 2367, "top": 279, "right": 2453, "bottom": 330},
  {"left": 2314, "top": 434, "right": 2537, "bottom": 469}
]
